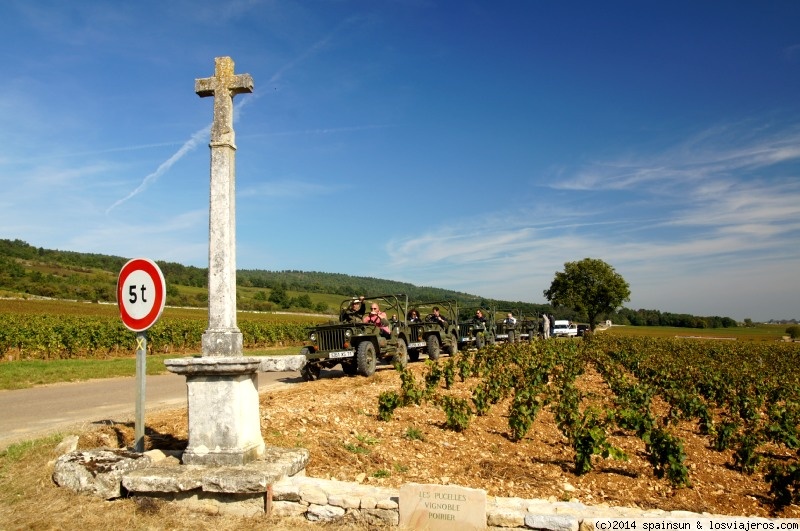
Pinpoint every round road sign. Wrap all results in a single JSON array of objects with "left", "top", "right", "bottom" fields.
[{"left": 117, "top": 258, "right": 166, "bottom": 332}]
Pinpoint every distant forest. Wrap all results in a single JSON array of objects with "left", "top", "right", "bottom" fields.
[{"left": 0, "top": 238, "right": 741, "bottom": 328}]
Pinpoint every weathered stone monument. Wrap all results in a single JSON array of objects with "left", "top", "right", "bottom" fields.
[
  {"left": 53, "top": 57, "right": 308, "bottom": 514},
  {"left": 165, "top": 56, "right": 264, "bottom": 466}
]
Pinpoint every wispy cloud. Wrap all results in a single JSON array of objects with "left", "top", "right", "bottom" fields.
[
  {"left": 559, "top": 122, "right": 800, "bottom": 192},
  {"left": 105, "top": 15, "right": 364, "bottom": 214},
  {"left": 106, "top": 125, "right": 210, "bottom": 213},
  {"left": 382, "top": 119, "right": 800, "bottom": 309}
]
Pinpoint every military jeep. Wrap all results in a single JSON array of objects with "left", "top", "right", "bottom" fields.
[
  {"left": 517, "top": 313, "right": 541, "bottom": 341},
  {"left": 300, "top": 294, "right": 411, "bottom": 381},
  {"left": 495, "top": 308, "right": 522, "bottom": 343},
  {"left": 457, "top": 306, "right": 496, "bottom": 350},
  {"left": 406, "top": 300, "right": 459, "bottom": 361}
]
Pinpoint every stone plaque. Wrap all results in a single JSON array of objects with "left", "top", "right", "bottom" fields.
[{"left": 399, "top": 482, "right": 486, "bottom": 530}]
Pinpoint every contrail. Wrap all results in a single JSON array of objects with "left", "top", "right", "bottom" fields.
[
  {"left": 106, "top": 17, "right": 360, "bottom": 214},
  {"left": 105, "top": 125, "right": 210, "bottom": 214}
]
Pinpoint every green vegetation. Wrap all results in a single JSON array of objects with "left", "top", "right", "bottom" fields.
[
  {"left": 404, "top": 426, "right": 424, "bottom": 441},
  {"left": 379, "top": 335, "right": 800, "bottom": 506},
  {"left": 0, "top": 311, "right": 311, "bottom": 360},
  {"left": 0, "top": 355, "right": 175, "bottom": 390},
  {"left": 0, "top": 347, "right": 300, "bottom": 391},
  {"left": 343, "top": 443, "right": 370, "bottom": 455},
  {"left": 613, "top": 307, "right": 739, "bottom": 329},
  {"left": 0, "top": 238, "right": 487, "bottom": 313},
  {"left": 544, "top": 257, "right": 631, "bottom": 331},
  {"left": 2, "top": 237, "right": 783, "bottom": 348}
]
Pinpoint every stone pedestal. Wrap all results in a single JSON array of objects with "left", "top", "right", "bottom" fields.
[{"left": 165, "top": 357, "right": 265, "bottom": 466}]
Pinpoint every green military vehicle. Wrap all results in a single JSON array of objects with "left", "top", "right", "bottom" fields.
[
  {"left": 457, "top": 306, "right": 496, "bottom": 350},
  {"left": 495, "top": 310, "right": 541, "bottom": 342},
  {"left": 406, "top": 300, "right": 459, "bottom": 361},
  {"left": 495, "top": 308, "right": 522, "bottom": 343},
  {"left": 517, "top": 313, "right": 541, "bottom": 341},
  {"left": 299, "top": 294, "right": 411, "bottom": 381}
]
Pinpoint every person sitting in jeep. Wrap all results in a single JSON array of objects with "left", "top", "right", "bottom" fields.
[
  {"left": 428, "top": 306, "right": 448, "bottom": 325},
  {"left": 341, "top": 296, "right": 366, "bottom": 322},
  {"left": 474, "top": 309, "right": 487, "bottom": 324},
  {"left": 407, "top": 308, "right": 421, "bottom": 322},
  {"left": 363, "top": 302, "right": 392, "bottom": 338}
]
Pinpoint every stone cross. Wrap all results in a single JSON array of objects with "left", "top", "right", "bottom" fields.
[
  {"left": 165, "top": 57, "right": 264, "bottom": 466},
  {"left": 195, "top": 56, "right": 253, "bottom": 145},
  {"left": 195, "top": 56, "right": 253, "bottom": 356}
]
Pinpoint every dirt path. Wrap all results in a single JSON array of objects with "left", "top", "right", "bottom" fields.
[{"left": 0, "top": 370, "right": 302, "bottom": 450}]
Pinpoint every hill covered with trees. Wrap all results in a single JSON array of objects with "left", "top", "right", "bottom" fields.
[
  {"left": 0, "top": 239, "right": 549, "bottom": 316},
  {"left": 0, "top": 238, "right": 741, "bottom": 328}
]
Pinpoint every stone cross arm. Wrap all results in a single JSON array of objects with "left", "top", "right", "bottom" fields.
[{"left": 195, "top": 56, "right": 254, "bottom": 144}]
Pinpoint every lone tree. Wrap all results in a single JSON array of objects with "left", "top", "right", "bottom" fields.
[{"left": 544, "top": 258, "right": 631, "bottom": 332}]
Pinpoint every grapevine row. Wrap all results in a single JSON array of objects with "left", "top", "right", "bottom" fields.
[
  {"left": 376, "top": 334, "right": 800, "bottom": 507},
  {"left": 0, "top": 314, "right": 308, "bottom": 359}
]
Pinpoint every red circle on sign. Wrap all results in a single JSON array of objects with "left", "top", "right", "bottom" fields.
[{"left": 117, "top": 258, "right": 166, "bottom": 332}]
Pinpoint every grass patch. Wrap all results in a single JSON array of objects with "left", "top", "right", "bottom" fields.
[
  {"left": 355, "top": 434, "right": 379, "bottom": 445},
  {"left": 0, "top": 346, "right": 303, "bottom": 390},
  {"left": 0, "top": 433, "right": 63, "bottom": 463},
  {"left": 344, "top": 443, "right": 370, "bottom": 455},
  {"left": 405, "top": 426, "right": 425, "bottom": 441},
  {"left": 0, "top": 354, "right": 176, "bottom": 390}
]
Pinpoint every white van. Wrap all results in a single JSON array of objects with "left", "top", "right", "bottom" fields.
[{"left": 552, "top": 320, "right": 578, "bottom": 338}]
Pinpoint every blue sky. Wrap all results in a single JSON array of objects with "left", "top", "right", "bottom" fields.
[{"left": 1, "top": 1, "right": 799, "bottom": 322}]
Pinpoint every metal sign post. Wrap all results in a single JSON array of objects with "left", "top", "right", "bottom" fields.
[
  {"left": 117, "top": 258, "right": 166, "bottom": 454},
  {"left": 135, "top": 332, "right": 147, "bottom": 452}
]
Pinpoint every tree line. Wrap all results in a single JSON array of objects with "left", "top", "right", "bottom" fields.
[{"left": 0, "top": 238, "right": 742, "bottom": 328}]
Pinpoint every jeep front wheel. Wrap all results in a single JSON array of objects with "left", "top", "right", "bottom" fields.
[
  {"left": 356, "top": 341, "right": 377, "bottom": 377},
  {"left": 446, "top": 334, "right": 458, "bottom": 356},
  {"left": 426, "top": 335, "right": 440, "bottom": 360},
  {"left": 475, "top": 332, "right": 485, "bottom": 350},
  {"left": 393, "top": 338, "right": 408, "bottom": 369}
]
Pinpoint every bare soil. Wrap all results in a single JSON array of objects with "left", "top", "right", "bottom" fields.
[{"left": 92, "top": 362, "right": 800, "bottom": 519}]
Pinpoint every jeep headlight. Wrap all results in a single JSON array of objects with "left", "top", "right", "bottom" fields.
[
  {"left": 309, "top": 332, "right": 316, "bottom": 342},
  {"left": 344, "top": 330, "right": 352, "bottom": 339}
]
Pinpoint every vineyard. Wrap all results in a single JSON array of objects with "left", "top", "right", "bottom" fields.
[
  {"left": 0, "top": 299, "right": 315, "bottom": 360},
  {"left": 373, "top": 334, "right": 800, "bottom": 510}
]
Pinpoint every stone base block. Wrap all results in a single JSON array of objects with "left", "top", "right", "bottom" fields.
[
  {"left": 164, "top": 356, "right": 264, "bottom": 466},
  {"left": 121, "top": 446, "right": 310, "bottom": 516},
  {"left": 52, "top": 448, "right": 153, "bottom": 499}
]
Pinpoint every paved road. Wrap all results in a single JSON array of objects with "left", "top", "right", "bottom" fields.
[{"left": 0, "top": 370, "right": 302, "bottom": 450}]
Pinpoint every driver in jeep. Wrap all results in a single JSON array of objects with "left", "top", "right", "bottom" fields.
[
  {"left": 428, "top": 306, "right": 447, "bottom": 325},
  {"left": 363, "top": 302, "right": 392, "bottom": 338}
]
